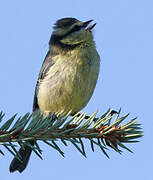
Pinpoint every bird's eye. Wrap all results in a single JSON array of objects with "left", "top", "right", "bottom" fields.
[
  {"left": 60, "top": 24, "right": 83, "bottom": 38},
  {"left": 72, "top": 25, "right": 82, "bottom": 32},
  {"left": 70, "top": 25, "right": 82, "bottom": 34}
]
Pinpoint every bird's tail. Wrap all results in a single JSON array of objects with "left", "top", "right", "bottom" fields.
[{"left": 9, "top": 141, "right": 34, "bottom": 173}]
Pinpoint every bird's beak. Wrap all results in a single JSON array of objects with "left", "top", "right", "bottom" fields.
[{"left": 83, "top": 20, "right": 96, "bottom": 31}]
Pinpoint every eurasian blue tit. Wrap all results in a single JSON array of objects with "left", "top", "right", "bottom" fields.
[{"left": 9, "top": 17, "right": 100, "bottom": 173}]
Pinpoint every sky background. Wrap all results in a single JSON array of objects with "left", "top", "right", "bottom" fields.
[{"left": 0, "top": 0, "right": 152, "bottom": 179}]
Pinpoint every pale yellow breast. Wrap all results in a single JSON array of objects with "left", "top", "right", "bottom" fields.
[{"left": 37, "top": 46, "right": 100, "bottom": 115}]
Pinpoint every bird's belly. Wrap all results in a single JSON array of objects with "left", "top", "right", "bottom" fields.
[{"left": 37, "top": 56, "right": 99, "bottom": 115}]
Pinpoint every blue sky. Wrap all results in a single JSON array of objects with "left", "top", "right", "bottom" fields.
[{"left": 0, "top": 0, "right": 152, "bottom": 179}]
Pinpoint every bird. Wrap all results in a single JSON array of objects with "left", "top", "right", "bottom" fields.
[{"left": 9, "top": 17, "right": 100, "bottom": 173}]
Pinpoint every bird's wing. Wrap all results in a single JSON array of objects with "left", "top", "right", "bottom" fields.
[{"left": 33, "top": 51, "right": 55, "bottom": 112}]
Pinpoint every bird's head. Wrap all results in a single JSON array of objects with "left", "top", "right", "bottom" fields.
[{"left": 50, "top": 18, "right": 96, "bottom": 47}]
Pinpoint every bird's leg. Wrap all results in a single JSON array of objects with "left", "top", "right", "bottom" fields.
[
  {"left": 45, "top": 112, "right": 59, "bottom": 126},
  {"left": 76, "top": 109, "right": 118, "bottom": 122},
  {"left": 76, "top": 114, "right": 98, "bottom": 121},
  {"left": 110, "top": 110, "right": 118, "bottom": 116}
]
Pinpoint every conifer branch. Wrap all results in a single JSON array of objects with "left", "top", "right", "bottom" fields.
[{"left": 0, "top": 109, "right": 143, "bottom": 159}]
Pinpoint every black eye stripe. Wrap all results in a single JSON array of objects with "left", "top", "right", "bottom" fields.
[
  {"left": 64, "top": 25, "right": 82, "bottom": 36},
  {"left": 71, "top": 25, "right": 82, "bottom": 32},
  {"left": 50, "top": 25, "right": 83, "bottom": 44}
]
